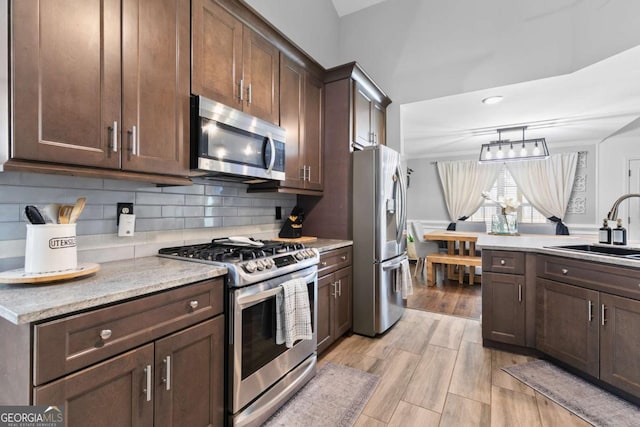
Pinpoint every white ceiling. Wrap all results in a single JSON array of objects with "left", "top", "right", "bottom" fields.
[
  {"left": 402, "top": 45, "right": 640, "bottom": 158},
  {"left": 329, "top": 1, "right": 640, "bottom": 159},
  {"left": 330, "top": 0, "right": 387, "bottom": 17}
]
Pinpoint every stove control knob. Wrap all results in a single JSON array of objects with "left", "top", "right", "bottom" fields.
[
  {"left": 306, "top": 249, "right": 315, "bottom": 258},
  {"left": 295, "top": 252, "right": 304, "bottom": 261},
  {"left": 256, "top": 260, "right": 265, "bottom": 271},
  {"left": 244, "top": 261, "right": 257, "bottom": 273},
  {"left": 264, "top": 259, "right": 274, "bottom": 269}
]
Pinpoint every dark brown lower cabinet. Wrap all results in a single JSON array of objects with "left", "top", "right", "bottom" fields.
[
  {"left": 600, "top": 293, "right": 640, "bottom": 397},
  {"left": 317, "top": 266, "right": 352, "bottom": 355},
  {"left": 35, "top": 316, "right": 224, "bottom": 427},
  {"left": 35, "top": 344, "right": 155, "bottom": 427},
  {"left": 316, "top": 247, "right": 353, "bottom": 354},
  {"left": 482, "top": 272, "right": 526, "bottom": 346},
  {"left": 536, "top": 278, "right": 600, "bottom": 377},
  {"left": 537, "top": 276, "right": 640, "bottom": 398}
]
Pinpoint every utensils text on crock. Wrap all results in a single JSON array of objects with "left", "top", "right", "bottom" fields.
[
  {"left": 25, "top": 205, "right": 46, "bottom": 225},
  {"left": 58, "top": 205, "right": 74, "bottom": 224},
  {"left": 69, "top": 197, "right": 86, "bottom": 224}
]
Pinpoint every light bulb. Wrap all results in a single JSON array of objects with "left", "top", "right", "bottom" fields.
[
  {"left": 508, "top": 144, "right": 515, "bottom": 158},
  {"left": 520, "top": 143, "right": 527, "bottom": 157},
  {"left": 496, "top": 145, "right": 504, "bottom": 159},
  {"left": 485, "top": 148, "right": 492, "bottom": 160},
  {"left": 533, "top": 142, "right": 541, "bottom": 156}
]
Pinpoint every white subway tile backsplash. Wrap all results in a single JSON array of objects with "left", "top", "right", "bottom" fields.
[
  {"left": 0, "top": 173, "right": 296, "bottom": 264},
  {"left": 162, "top": 184, "right": 204, "bottom": 195},
  {"left": 223, "top": 216, "right": 253, "bottom": 227},
  {"left": 0, "top": 204, "right": 20, "bottom": 221},
  {"left": 135, "top": 192, "right": 185, "bottom": 206}
]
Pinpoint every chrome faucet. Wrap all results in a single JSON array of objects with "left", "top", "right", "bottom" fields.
[{"left": 606, "top": 193, "right": 640, "bottom": 221}]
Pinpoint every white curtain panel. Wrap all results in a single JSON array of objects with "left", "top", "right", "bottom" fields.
[
  {"left": 437, "top": 160, "right": 502, "bottom": 221},
  {"left": 506, "top": 152, "right": 578, "bottom": 219}
]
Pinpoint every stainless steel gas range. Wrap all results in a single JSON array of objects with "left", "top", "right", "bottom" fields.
[{"left": 158, "top": 237, "right": 319, "bottom": 427}]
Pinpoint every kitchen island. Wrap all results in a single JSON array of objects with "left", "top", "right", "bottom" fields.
[{"left": 477, "top": 233, "right": 640, "bottom": 403}]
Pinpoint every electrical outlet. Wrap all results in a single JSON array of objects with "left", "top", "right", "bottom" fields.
[
  {"left": 117, "top": 203, "right": 134, "bottom": 225},
  {"left": 275, "top": 206, "right": 282, "bottom": 220}
]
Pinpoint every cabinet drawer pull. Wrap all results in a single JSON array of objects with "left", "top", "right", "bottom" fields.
[
  {"left": 163, "top": 356, "right": 171, "bottom": 391},
  {"left": 189, "top": 300, "right": 199, "bottom": 310},
  {"left": 500, "top": 259, "right": 506, "bottom": 265},
  {"left": 144, "top": 365, "right": 152, "bottom": 402},
  {"left": 518, "top": 284, "right": 522, "bottom": 303},
  {"left": 561, "top": 268, "right": 569, "bottom": 275},
  {"left": 100, "top": 329, "right": 112, "bottom": 340},
  {"left": 340, "top": 255, "right": 347, "bottom": 261},
  {"left": 321, "top": 261, "right": 327, "bottom": 267},
  {"left": 601, "top": 304, "right": 607, "bottom": 326},
  {"left": 588, "top": 300, "right": 593, "bottom": 322}
]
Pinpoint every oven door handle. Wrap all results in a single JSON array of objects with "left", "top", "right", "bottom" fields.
[
  {"left": 238, "top": 286, "right": 281, "bottom": 306},
  {"left": 236, "top": 270, "right": 317, "bottom": 307}
]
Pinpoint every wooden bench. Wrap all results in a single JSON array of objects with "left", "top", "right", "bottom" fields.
[{"left": 426, "top": 253, "right": 482, "bottom": 285}]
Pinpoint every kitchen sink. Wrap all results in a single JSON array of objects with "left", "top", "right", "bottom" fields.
[{"left": 547, "top": 244, "right": 640, "bottom": 259}]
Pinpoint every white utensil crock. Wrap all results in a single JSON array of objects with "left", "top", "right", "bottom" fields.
[{"left": 25, "top": 224, "right": 77, "bottom": 274}]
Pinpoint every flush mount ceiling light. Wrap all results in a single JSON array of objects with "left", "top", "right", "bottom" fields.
[
  {"left": 481, "top": 95, "right": 503, "bottom": 105},
  {"left": 479, "top": 126, "right": 549, "bottom": 163}
]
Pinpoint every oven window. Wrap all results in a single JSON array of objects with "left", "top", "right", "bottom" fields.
[{"left": 241, "top": 282, "right": 315, "bottom": 380}]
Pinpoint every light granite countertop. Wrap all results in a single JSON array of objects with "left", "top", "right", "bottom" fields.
[
  {"left": 477, "top": 234, "right": 640, "bottom": 269},
  {"left": 304, "top": 239, "right": 353, "bottom": 252},
  {"left": 0, "top": 256, "right": 227, "bottom": 325}
]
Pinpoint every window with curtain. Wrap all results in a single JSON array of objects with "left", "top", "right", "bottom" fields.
[{"left": 469, "top": 166, "right": 547, "bottom": 226}]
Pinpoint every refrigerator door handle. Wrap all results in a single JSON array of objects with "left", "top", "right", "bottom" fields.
[{"left": 395, "top": 165, "right": 407, "bottom": 245}]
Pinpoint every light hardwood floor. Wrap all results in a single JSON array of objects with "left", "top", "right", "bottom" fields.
[{"left": 319, "top": 309, "right": 592, "bottom": 427}]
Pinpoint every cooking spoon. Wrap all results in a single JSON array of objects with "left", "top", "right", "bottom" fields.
[
  {"left": 69, "top": 197, "right": 86, "bottom": 224},
  {"left": 58, "top": 205, "right": 74, "bottom": 224}
]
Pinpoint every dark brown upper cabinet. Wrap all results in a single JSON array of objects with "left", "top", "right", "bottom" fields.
[
  {"left": 192, "top": 0, "right": 279, "bottom": 125},
  {"left": 11, "top": 0, "right": 190, "bottom": 182}
]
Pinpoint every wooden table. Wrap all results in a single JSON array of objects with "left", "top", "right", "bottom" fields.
[{"left": 423, "top": 231, "right": 482, "bottom": 285}]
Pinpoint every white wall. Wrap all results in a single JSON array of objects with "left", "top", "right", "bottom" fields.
[
  {"left": 598, "top": 118, "right": 640, "bottom": 223},
  {"left": 242, "top": 0, "right": 341, "bottom": 68}
]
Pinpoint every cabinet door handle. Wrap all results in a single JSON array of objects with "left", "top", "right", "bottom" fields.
[
  {"left": 189, "top": 300, "right": 199, "bottom": 310},
  {"left": 111, "top": 121, "right": 118, "bottom": 152},
  {"left": 238, "top": 79, "right": 244, "bottom": 101},
  {"left": 144, "top": 365, "right": 152, "bottom": 402},
  {"left": 100, "top": 329, "right": 112, "bottom": 340},
  {"left": 247, "top": 83, "right": 252, "bottom": 105},
  {"left": 331, "top": 282, "right": 336, "bottom": 298},
  {"left": 588, "top": 300, "right": 593, "bottom": 322},
  {"left": 601, "top": 304, "right": 607, "bottom": 326},
  {"left": 561, "top": 268, "right": 569, "bottom": 275},
  {"left": 131, "top": 125, "right": 140, "bottom": 156},
  {"left": 300, "top": 167, "right": 305, "bottom": 180},
  {"left": 163, "top": 356, "right": 171, "bottom": 391},
  {"left": 518, "top": 284, "right": 522, "bottom": 302},
  {"left": 306, "top": 166, "right": 311, "bottom": 181},
  {"left": 500, "top": 259, "right": 506, "bottom": 265}
]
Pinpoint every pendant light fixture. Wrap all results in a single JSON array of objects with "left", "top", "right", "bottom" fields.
[{"left": 479, "top": 126, "right": 549, "bottom": 163}]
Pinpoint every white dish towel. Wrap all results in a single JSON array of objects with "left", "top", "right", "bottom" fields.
[
  {"left": 399, "top": 258, "right": 413, "bottom": 299},
  {"left": 276, "top": 278, "right": 313, "bottom": 348}
]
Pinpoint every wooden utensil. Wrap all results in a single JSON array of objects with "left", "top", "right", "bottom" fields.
[
  {"left": 58, "top": 205, "right": 74, "bottom": 224},
  {"left": 69, "top": 197, "right": 86, "bottom": 224}
]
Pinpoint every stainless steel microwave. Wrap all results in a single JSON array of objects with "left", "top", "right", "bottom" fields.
[{"left": 190, "top": 96, "right": 286, "bottom": 182}]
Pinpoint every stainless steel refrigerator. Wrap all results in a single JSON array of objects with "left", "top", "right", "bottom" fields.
[{"left": 352, "top": 145, "right": 408, "bottom": 337}]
